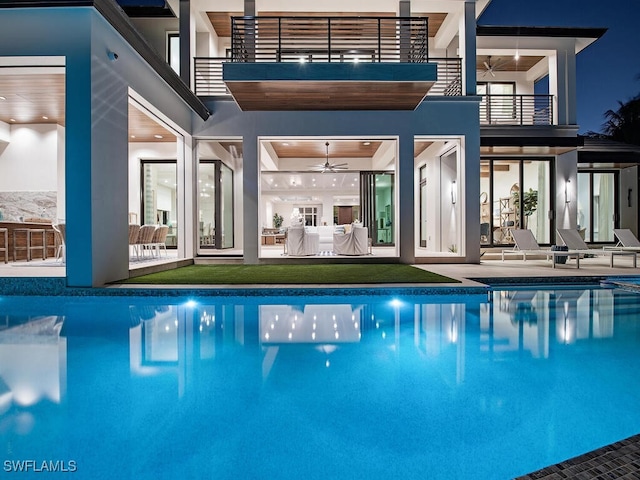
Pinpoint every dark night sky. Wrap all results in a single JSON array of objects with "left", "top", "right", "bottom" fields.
[{"left": 478, "top": 0, "right": 640, "bottom": 134}]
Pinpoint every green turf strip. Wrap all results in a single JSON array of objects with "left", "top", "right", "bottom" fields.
[{"left": 122, "top": 264, "right": 458, "bottom": 285}]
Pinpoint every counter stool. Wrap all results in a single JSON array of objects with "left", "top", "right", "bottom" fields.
[
  {"left": 13, "top": 228, "right": 46, "bottom": 261},
  {"left": 0, "top": 228, "right": 7, "bottom": 264}
]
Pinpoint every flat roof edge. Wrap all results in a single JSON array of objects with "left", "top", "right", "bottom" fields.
[{"left": 477, "top": 25, "right": 607, "bottom": 39}]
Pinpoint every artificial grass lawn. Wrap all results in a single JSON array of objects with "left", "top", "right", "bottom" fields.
[{"left": 122, "top": 264, "right": 459, "bottom": 285}]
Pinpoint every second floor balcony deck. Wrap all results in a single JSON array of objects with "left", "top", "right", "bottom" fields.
[{"left": 219, "top": 16, "right": 439, "bottom": 111}]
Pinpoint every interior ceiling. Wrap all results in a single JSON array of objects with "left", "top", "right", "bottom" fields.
[
  {"left": 477, "top": 55, "right": 545, "bottom": 74},
  {"left": 268, "top": 140, "right": 383, "bottom": 159},
  {"left": 261, "top": 171, "right": 361, "bottom": 199},
  {"left": 128, "top": 104, "right": 175, "bottom": 142},
  {"left": 0, "top": 73, "right": 65, "bottom": 126},
  {"left": 206, "top": 11, "right": 447, "bottom": 38},
  {"left": 0, "top": 70, "right": 176, "bottom": 143}
]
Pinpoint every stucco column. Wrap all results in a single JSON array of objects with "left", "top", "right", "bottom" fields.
[
  {"left": 555, "top": 150, "right": 578, "bottom": 235},
  {"left": 243, "top": 135, "right": 259, "bottom": 264},
  {"left": 398, "top": 134, "right": 415, "bottom": 264},
  {"left": 549, "top": 40, "right": 577, "bottom": 125},
  {"left": 459, "top": 0, "right": 477, "bottom": 96},
  {"left": 399, "top": 1, "right": 411, "bottom": 62},
  {"left": 179, "top": 0, "right": 191, "bottom": 86}
]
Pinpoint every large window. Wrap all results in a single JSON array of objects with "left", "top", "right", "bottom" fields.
[
  {"left": 577, "top": 171, "right": 617, "bottom": 243},
  {"left": 361, "top": 172, "right": 394, "bottom": 246},
  {"left": 167, "top": 33, "right": 179, "bottom": 74},
  {"left": 198, "top": 159, "right": 235, "bottom": 250},
  {"left": 140, "top": 160, "right": 177, "bottom": 247},
  {"left": 481, "top": 158, "right": 552, "bottom": 246}
]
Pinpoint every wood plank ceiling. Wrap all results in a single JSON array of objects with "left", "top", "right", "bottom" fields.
[
  {"left": 0, "top": 71, "right": 175, "bottom": 142},
  {"left": 269, "top": 140, "right": 382, "bottom": 158}
]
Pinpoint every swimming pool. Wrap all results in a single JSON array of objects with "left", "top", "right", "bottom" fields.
[{"left": 1, "top": 285, "right": 640, "bottom": 479}]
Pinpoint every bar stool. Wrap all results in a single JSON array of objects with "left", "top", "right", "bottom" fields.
[
  {"left": 0, "top": 228, "right": 7, "bottom": 264},
  {"left": 13, "top": 228, "right": 46, "bottom": 261}
]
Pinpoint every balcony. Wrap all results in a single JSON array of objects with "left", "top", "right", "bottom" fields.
[
  {"left": 219, "top": 16, "right": 439, "bottom": 111},
  {"left": 479, "top": 94, "right": 554, "bottom": 126},
  {"left": 195, "top": 57, "right": 461, "bottom": 100}
]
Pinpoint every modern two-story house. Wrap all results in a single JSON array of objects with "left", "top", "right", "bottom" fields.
[{"left": 1, "top": 0, "right": 633, "bottom": 287}]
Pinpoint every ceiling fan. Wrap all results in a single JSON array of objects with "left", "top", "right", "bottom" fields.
[
  {"left": 309, "top": 142, "right": 348, "bottom": 173},
  {"left": 481, "top": 55, "right": 502, "bottom": 78}
]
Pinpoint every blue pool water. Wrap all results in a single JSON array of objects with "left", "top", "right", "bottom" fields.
[{"left": 1, "top": 286, "right": 640, "bottom": 479}]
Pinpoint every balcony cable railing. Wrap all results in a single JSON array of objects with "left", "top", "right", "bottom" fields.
[
  {"left": 230, "top": 16, "right": 429, "bottom": 63},
  {"left": 479, "top": 94, "right": 554, "bottom": 126}
]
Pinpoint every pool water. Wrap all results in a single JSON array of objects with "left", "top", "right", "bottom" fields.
[{"left": 1, "top": 286, "right": 640, "bottom": 479}]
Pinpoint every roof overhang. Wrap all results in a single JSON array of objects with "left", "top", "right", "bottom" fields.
[
  {"left": 223, "top": 62, "right": 437, "bottom": 111},
  {"left": 481, "top": 135, "right": 583, "bottom": 156}
]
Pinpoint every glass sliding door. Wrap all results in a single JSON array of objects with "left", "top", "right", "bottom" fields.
[
  {"left": 141, "top": 160, "right": 177, "bottom": 247},
  {"left": 492, "top": 160, "right": 520, "bottom": 245},
  {"left": 419, "top": 166, "right": 427, "bottom": 248},
  {"left": 220, "top": 163, "right": 234, "bottom": 248},
  {"left": 577, "top": 171, "right": 618, "bottom": 243},
  {"left": 483, "top": 158, "right": 552, "bottom": 246},
  {"left": 478, "top": 82, "right": 515, "bottom": 124},
  {"left": 198, "top": 159, "right": 234, "bottom": 250},
  {"left": 360, "top": 172, "right": 394, "bottom": 246}
]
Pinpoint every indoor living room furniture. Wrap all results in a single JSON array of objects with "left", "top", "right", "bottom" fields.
[
  {"left": 286, "top": 226, "right": 319, "bottom": 256},
  {"left": 333, "top": 224, "right": 369, "bottom": 255}
]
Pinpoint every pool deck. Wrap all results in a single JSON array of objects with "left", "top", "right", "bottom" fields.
[{"left": 2, "top": 255, "right": 640, "bottom": 478}]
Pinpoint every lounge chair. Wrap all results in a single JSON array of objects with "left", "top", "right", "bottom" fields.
[
  {"left": 501, "top": 229, "right": 581, "bottom": 268},
  {"left": 611, "top": 229, "right": 640, "bottom": 250},
  {"left": 557, "top": 229, "right": 637, "bottom": 268}
]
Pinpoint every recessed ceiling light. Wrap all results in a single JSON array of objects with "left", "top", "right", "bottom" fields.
[
  {"left": 363, "top": 141, "right": 371, "bottom": 146},
  {"left": 0, "top": 96, "right": 6, "bottom": 100},
  {"left": 282, "top": 142, "right": 289, "bottom": 146},
  {"left": 130, "top": 135, "right": 136, "bottom": 139},
  {"left": 154, "top": 134, "right": 163, "bottom": 139},
  {"left": 9, "top": 118, "right": 15, "bottom": 122},
  {"left": 42, "top": 115, "right": 48, "bottom": 120}
]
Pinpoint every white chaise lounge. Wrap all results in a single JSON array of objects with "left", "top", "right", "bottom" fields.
[
  {"left": 557, "top": 229, "right": 637, "bottom": 268},
  {"left": 501, "top": 229, "right": 581, "bottom": 268}
]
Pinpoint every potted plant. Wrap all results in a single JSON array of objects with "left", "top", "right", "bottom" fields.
[
  {"left": 273, "top": 212, "right": 283, "bottom": 229},
  {"left": 512, "top": 188, "right": 538, "bottom": 228}
]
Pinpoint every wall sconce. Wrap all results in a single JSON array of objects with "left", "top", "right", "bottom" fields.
[
  {"left": 451, "top": 180, "right": 457, "bottom": 205},
  {"left": 564, "top": 179, "right": 571, "bottom": 204}
]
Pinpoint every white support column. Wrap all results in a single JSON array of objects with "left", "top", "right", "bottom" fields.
[
  {"left": 549, "top": 39, "right": 577, "bottom": 125},
  {"left": 243, "top": 135, "right": 259, "bottom": 264},
  {"left": 459, "top": 1, "right": 477, "bottom": 96},
  {"left": 398, "top": 134, "right": 415, "bottom": 264},
  {"left": 555, "top": 150, "right": 578, "bottom": 232}
]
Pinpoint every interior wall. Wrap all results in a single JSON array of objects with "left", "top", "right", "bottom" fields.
[
  {"left": 0, "top": 123, "right": 63, "bottom": 221},
  {"left": 440, "top": 148, "right": 458, "bottom": 252}
]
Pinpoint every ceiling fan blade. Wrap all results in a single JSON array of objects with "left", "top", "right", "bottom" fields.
[
  {"left": 489, "top": 69, "right": 496, "bottom": 77},
  {"left": 483, "top": 61, "right": 490, "bottom": 71}
]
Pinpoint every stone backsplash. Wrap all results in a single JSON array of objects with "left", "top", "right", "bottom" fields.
[{"left": 0, "top": 191, "right": 58, "bottom": 222}]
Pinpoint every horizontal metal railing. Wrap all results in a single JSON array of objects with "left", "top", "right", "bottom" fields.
[
  {"left": 479, "top": 94, "right": 554, "bottom": 125},
  {"left": 230, "top": 16, "right": 429, "bottom": 63},
  {"left": 194, "top": 57, "right": 230, "bottom": 96},
  {"left": 426, "top": 58, "right": 462, "bottom": 96}
]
